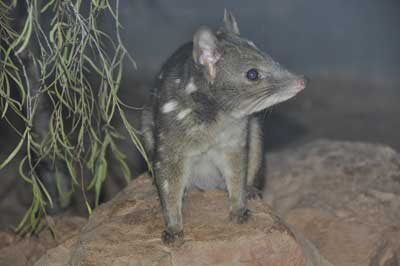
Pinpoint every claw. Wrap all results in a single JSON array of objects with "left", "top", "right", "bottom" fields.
[
  {"left": 246, "top": 186, "right": 263, "bottom": 200},
  {"left": 161, "top": 229, "right": 184, "bottom": 246},
  {"left": 230, "top": 208, "right": 251, "bottom": 224}
]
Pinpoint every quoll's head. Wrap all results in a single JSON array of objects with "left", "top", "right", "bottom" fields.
[{"left": 192, "top": 10, "right": 307, "bottom": 118}]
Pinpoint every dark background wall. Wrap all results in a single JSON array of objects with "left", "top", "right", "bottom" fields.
[
  {"left": 117, "top": 0, "right": 400, "bottom": 84},
  {"left": 112, "top": 0, "right": 400, "bottom": 151}
]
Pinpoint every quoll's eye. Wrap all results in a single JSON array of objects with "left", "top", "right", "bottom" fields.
[{"left": 246, "top": 68, "right": 259, "bottom": 81}]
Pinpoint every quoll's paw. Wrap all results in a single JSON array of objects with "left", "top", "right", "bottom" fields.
[
  {"left": 229, "top": 208, "right": 251, "bottom": 224},
  {"left": 161, "top": 229, "right": 184, "bottom": 246},
  {"left": 246, "top": 186, "right": 263, "bottom": 200}
]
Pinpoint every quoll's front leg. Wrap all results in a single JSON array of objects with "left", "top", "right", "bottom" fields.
[
  {"left": 216, "top": 148, "right": 251, "bottom": 224},
  {"left": 155, "top": 156, "right": 187, "bottom": 245},
  {"left": 246, "top": 116, "right": 264, "bottom": 200}
]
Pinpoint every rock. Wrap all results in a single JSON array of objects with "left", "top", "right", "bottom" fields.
[
  {"left": 0, "top": 216, "right": 86, "bottom": 266},
  {"left": 0, "top": 231, "right": 16, "bottom": 250},
  {"left": 8, "top": 139, "right": 400, "bottom": 266},
  {"left": 265, "top": 140, "right": 400, "bottom": 266},
  {"left": 35, "top": 176, "right": 331, "bottom": 266},
  {"left": 286, "top": 208, "right": 399, "bottom": 266},
  {"left": 0, "top": 236, "right": 46, "bottom": 266}
]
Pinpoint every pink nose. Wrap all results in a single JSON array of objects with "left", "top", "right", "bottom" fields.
[{"left": 297, "top": 79, "right": 305, "bottom": 87}]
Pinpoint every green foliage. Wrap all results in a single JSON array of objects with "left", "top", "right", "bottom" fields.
[{"left": 0, "top": 0, "right": 152, "bottom": 234}]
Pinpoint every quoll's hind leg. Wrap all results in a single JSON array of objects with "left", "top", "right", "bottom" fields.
[
  {"left": 246, "top": 117, "right": 264, "bottom": 200},
  {"left": 155, "top": 157, "right": 187, "bottom": 245},
  {"left": 140, "top": 107, "right": 155, "bottom": 158}
]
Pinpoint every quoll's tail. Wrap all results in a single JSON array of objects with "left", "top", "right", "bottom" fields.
[{"left": 141, "top": 107, "right": 155, "bottom": 159}]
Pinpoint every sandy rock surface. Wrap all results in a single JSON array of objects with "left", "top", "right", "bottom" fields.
[
  {"left": 0, "top": 217, "right": 86, "bottom": 266},
  {"left": 2, "top": 140, "right": 400, "bottom": 266},
  {"left": 34, "top": 175, "right": 330, "bottom": 266},
  {"left": 266, "top": 140, "right": 400, "bottom": 266}
]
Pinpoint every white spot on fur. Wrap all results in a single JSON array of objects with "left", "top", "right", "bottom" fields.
[
  {"left": 176, "top": 108, "right": 192, "bottom": 120},
  {"left": 174, "top": 78, "right": 181, "bottom": 84},
  {"left": 158, "top": 72, "right": 163, "bottom": 79},
  {"left": 247, "top": 40, "right": 257, "bottom": 49},
  {"left": 155, "top": 162, "right": 161, "bottom": 169},
  {"left": 185, "top": 79, "right": 197, "bottom": 94},
  {"left": 162, "top": 100, "right": 178, "bottom": 113},
  {"left": 162, "top": 180, "right": 169, "bottom": 194}
]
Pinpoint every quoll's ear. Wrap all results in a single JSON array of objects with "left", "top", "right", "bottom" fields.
[
  {"left": 223, "top": 9, "right": 240, "bottom": 35},
  {"left": 193, "top": 26, "right": 221, "bottom": 83}
]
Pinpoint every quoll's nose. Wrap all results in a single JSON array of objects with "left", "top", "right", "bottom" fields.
[{"left": 296, "top": 76, "right": 309, "bottom": 89}]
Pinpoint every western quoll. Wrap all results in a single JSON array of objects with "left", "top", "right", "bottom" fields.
[{"left": 141, "top": 10, "right": 306, "bottom": 244}]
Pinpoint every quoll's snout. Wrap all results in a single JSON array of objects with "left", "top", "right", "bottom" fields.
[
  {"left": 295, "top": 76, "right": 308, "bottom": 90},
  {"left": 297, "top": 79, "right": 305, "bottom": 88}
]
